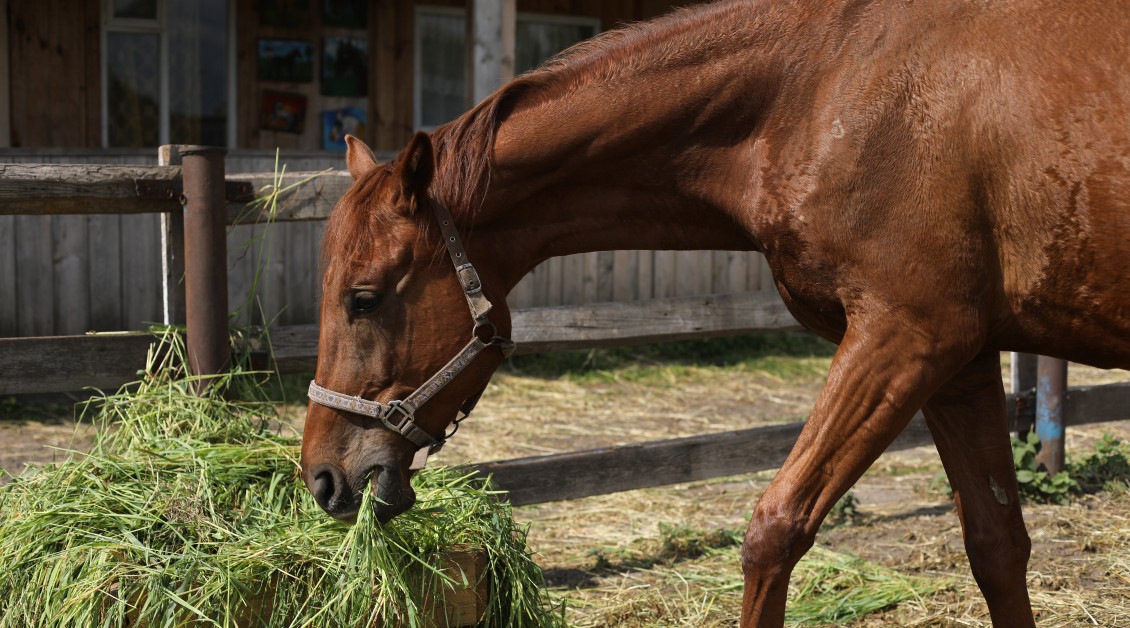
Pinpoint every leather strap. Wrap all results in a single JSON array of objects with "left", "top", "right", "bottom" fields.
[
  {"left": 307, "top": 333, "right": 511, "bottom": 452},
  {"left": 308, "top": 199, "right": 515, "bottom": 468},
  {"left": 432, "top": 203, "right": 493, "bottom": 321}
]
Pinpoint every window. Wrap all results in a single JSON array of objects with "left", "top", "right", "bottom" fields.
[
  {"left": 414, "top": 8, "right": 600, "bottom": 130},
  {"left": 103, "top": 0, "right": 231, "bottom": 147}
]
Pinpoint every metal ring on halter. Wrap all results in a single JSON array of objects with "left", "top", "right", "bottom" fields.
[
  {"left": 381, "top": 400, "right": 414, "bottom": 431},
  {"left": 473, "top": 320, "right": 497, "bottom": 342}
]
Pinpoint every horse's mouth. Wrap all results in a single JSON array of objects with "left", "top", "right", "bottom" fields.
[{"left": 368, "top": 464, "right": 417, "bottom": 523}]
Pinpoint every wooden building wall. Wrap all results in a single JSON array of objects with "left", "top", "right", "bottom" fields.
[
  {"left": 238, "top": 0, "right": 687, "bottom": 153},
  {"left": 7, "top": 0, "right": 101, "bottom": 148}
]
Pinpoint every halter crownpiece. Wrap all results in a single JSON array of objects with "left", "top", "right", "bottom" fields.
[{"left": 308, "top": 200, "right": 515, "bottom": 469}]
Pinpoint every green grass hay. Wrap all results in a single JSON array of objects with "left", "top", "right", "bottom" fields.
[{"left": 0, "top": 329, "right": 562, "bottom": 627}]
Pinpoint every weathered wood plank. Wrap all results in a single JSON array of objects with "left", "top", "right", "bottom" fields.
[
  {"left": 474, "top": 377, "right": 1130, "bottom": 506},
  {"left": 227, "top": 170, "right": 350, "bottom": 224},
  {"left": 227, "top": 222, "right": 262, "bottom": 326},
  {"left": 612, "top": 250, "right": 637, "bottom": 301},
  {"left": 509, "top": 290, "right": 800, "bottom": 353},
  {"left": 0, "top": 216, "right": 17, "bottom": 336},
  {"left": 0, "top": 333, "right": 154, "bottom": 395},
  {"left": 473, "top": 411, "right": 936, "bottom": 506},
  {"left": 51, "top": 215, "right": 89, "bottom": 334},
  {"left": 561, "top": 253, "right": 585, "bottom": 304},
  {"left": 546, "top": 256, "right": 564, "bottom": 306},
  {"left": 120, "top": 214, "right": 162, "bottom": 330},
  {"left": 285, "top": 222, "right": 319, "bottom": 325},
  {"left": 261, "top": 291, "right": 800, "bottom": 372},
  {"left": 0, "top": 165, "right": 347, "bottom": 224},
  {"left": 87, "top": 214, "right": 123, "bottom": 331},
  {"left": 596, "top": 251, "right": 615, "bottom": 301},
  {"left": 14, "top": 214, "right": 53, "bottom": 336},
  {"left": 0, "top": 164, "right": 180, "bottom": 215},
  {"left": 1063, "top": 381, "right": 1130, "bottom": 428},
  {"left": 653, "top": 250, "right": 676, "bottom": 298},
  {"left": 756, "top": 252, "right": 774, "bottom": 292}
]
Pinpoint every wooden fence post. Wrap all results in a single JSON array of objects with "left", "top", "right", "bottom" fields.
[
  {"left": 179, "top": 146, "right": 230, "bottom": 389},
  {"left": 159, "top": 145, "right": 186, "bottom": 326}
]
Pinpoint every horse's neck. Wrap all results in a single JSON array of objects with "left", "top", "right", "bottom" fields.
[{"left": 465, "top": 18, "right": 793, "bottom": 288}]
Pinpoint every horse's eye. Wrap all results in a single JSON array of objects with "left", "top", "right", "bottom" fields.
[{"left": 350, "top": 290, "right": 383, "bottom": 314}]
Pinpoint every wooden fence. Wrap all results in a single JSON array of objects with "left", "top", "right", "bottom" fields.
[
  {"left": 1, "top": 151, "right": 1126, "bottom": 507},
  {"left": 0, "top": 149, "right": 772, "bottom": 337}
]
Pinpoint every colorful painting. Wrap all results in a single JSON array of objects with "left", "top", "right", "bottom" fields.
[
  {"left": 257, "top": 39, "right": 314, "bottom": 83},
  {"left": 321, "top": 36, "right": 368, "bottom": 96},
  {"left": 322, "top": 107, "right": 367, "bottom": 150},
  {"left": 322, "top": 0, "right": 367, "bottom": 29},
  {"left": 260, "top": 91, "right": 308, "bottom": 133},
  {"left": 260, "top": 0, "right": 311, "bottom": 28}
]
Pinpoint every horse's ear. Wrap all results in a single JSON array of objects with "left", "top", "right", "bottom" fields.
[
  {"left": 393, "top": 132, "right": 435, "bottom": 202},
  {"left": 345, "top": 135, "right": 378, "bottom": 181}
]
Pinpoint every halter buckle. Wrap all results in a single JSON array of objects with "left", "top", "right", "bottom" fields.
[{"left": 381, "top": 400, "right": 414, "bottom": 431}]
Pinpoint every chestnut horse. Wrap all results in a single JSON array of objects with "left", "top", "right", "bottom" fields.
[{"left": 302, "top": 0, "right": 1130, "bottom": 624}]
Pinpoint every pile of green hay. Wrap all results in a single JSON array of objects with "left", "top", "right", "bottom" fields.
[{"left": 0, "top": 330, "right": 562, "bottom": 627}]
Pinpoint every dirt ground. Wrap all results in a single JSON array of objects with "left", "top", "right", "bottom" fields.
[{"left": 2, "top": 355, "right": 1129, "bottom": 625}]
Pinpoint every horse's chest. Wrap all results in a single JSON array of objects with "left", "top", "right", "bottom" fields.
[{"left": 762, "top": 245, "right": 848, "bottom": 342}]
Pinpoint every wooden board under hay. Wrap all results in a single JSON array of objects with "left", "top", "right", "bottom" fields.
[{"left": 0, "top": 332, "right": 562, "bottom": 628}]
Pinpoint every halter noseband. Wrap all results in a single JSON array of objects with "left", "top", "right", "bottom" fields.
[{"left": 307, "top": 201, "right": 515, "bottom": 469}]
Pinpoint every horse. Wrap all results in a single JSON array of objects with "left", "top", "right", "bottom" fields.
[{"left": 300, "top": 0, "right": 1130, "bottom": 624}]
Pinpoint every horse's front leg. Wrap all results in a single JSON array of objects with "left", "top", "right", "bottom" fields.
[{"left": 740, "top": 319, "right": 975, "bottom": 626}]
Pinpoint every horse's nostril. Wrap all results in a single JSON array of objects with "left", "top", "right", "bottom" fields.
[{"left": 310, "top": 463, "right": 354, "bottom": 516}]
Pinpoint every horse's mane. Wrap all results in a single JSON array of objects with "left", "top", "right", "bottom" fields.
[
  {"left": 427, "top": 0, "right": 766, "bottom": 220},
  {"left": 324, "top": 0, "right": 779, "bottom": 269}
]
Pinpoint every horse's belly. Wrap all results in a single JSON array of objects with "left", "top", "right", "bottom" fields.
[{"left": 1008, "top": 215, "right": 1130, "bottom": 369}]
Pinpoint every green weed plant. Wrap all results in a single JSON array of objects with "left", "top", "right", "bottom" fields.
[{"left": 932, "top": 432, "right": 1130, "bottom": 504}]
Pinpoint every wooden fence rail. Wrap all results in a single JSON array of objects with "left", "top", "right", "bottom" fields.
[
  {"left": 0, "top": 291, "right": 798, "bottom": 395},
  {"left": 476, "top": 381, "right": 1130, "bottom": 505}
]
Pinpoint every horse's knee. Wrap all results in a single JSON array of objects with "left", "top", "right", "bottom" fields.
[
  {"left": 741, "top": 503, "right": 816, "bottom": 580},
  {"left": 964, "top": 519, "right": 1031, "bottom": 594}
]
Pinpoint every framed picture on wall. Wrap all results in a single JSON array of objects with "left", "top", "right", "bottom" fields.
[
  {"left": 322, "top": 0, "right": 367, "bottom": 29},
  {"left": 257, "top": 39, "right": 314, "bottom": 83},
  {"left": 260, "top": 91, "right": 308, "bottom": 133},
  {"left": 323, "top": 107, "right": 367, "bottom": 151},
  {"left": 321, "top": 36, "right": 368, "bottom": 96},
  {"left": 261, "top": 0, "right": 312, "bottom": 28}
]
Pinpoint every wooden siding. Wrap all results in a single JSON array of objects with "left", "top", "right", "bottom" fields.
[
  {"left": 7, "top": 0, "right": 101, "bottom": 148},
  {"left": 0, "top": 150, "right": 772, "bottom": 337},
  {"left": 239, "top": 0, "right": 701, "bottom": 152}
]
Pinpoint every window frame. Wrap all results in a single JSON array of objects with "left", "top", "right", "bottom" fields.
[
  {"left": 101, "top": 0, "right": 236, "bottom": 148},
  {"left": 413, "top": 6, "right": 600, "bottom": 131}
]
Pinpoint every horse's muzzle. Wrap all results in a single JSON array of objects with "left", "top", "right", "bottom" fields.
[{"left": 306, "top": 462, "right": 416, "bottom": 524}]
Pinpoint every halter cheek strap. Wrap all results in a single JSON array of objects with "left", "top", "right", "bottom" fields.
[{"left": 307, "top": 201, "right": 515, "bottom": 469}]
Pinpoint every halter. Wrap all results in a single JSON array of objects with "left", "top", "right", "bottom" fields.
[{"left": 307, "top": 201, "right": 516, "bottom": 469}]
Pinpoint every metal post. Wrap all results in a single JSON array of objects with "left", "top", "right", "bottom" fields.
[
  {"left": 179, "top": 145, "right": 229, "bottom": 389},
  {"left": 1034, "top": 356, "right": 1067, "bottom": 474}
]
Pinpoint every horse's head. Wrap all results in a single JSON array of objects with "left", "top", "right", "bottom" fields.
[{"left": 301, "top": 133, "right": 513, "bottom": 523}]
